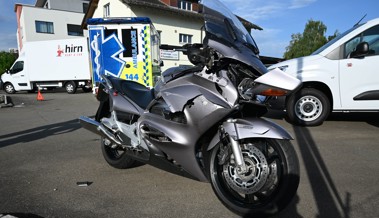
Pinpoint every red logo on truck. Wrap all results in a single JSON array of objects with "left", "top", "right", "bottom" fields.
[{"left": 57, "top": 45, "right": 64, "bottom": 57}]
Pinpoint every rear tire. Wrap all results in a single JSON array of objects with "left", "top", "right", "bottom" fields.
[
  {"left": 208, "top": 139, "right": 299, "bottom": 217},
  {"left": 65, "top": 81, "right": 77, "bottom": 94},
  {"left": 101, "top": 137, "right": 142, "bottom": 169}
]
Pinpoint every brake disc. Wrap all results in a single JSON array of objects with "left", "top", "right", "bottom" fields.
[{"left": 222, "top": 143, "right": 269, "bottom": 194}]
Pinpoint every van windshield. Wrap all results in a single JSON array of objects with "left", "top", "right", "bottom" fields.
[{"left": 312, "top": 23, "right": 365, "bottom": 55}]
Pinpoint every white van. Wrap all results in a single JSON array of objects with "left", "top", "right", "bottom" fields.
[
  {"left": 269, "top": 18, "right": 379, "bottom": 126},
  {"left": 1, "top": 38, "right": 91, "bottom": 94}
]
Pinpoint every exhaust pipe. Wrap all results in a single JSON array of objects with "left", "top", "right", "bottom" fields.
[{"left": 79, "top": 116, "right": 123, "bottom": 146}]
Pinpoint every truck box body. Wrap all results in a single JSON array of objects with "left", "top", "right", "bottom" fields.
[{"left": 1, "top": 38, "right": 91, "bottom": 94}]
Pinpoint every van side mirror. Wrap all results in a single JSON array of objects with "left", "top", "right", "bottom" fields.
[{"left": 350, "top": 42, "right": 369, "bottom": 58}]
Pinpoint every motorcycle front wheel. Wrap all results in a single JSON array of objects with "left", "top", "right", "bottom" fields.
[{"left": 208, "top": 139, "right": 299, "bottom": 217}]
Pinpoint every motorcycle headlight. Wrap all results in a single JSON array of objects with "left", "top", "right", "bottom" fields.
[
  {"left": 255, "top": 95, "right": 267, "bottom": 103},
  {"left": 238, "top": 78, "right": 255, "bottom": 100}
]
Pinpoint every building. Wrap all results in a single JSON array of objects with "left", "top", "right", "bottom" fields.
[
  {"left": 8, "top": 48, "right": 19, "bottom": 54},
  {"left": 14, "top": 0, "right": 90, "bottom": 52},
  {"left": 82, "top": 0, "right": 262, "bottom": 71}
]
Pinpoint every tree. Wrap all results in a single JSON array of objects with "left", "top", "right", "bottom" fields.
[
  {"left": 284, "top": 20, "right": 338, "bottom": 59},
  {"left": 0, "top": 52, "right": 17, "bottom": 76}
]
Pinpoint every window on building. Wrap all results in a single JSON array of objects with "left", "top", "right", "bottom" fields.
[
  {"left": 178, "top": 1, "right": 192, "bottom": 10},
  {"left": 103, "top": 3, "right": 110, "bottom": 17},
  {"left": 179, "top": 33, "right": 192, "bottom": 44},
  {"left": 83, "top": 2, "right": 89, "bottom": 13},
  {"left": 67, "top": 24, "right": 84, "bottom": 36},
  {"left": 35, "top": 21, "right": 54, "bottom": 34},
  {"left": 157, "top": 30, "right": 162, "bottom": 44}
]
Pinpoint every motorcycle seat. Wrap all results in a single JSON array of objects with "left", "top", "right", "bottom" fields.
[{"left": 110, "top": 77, "right": 154, "bottom": 110}]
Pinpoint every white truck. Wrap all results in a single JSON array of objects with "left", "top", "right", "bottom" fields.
[
  {"left": 1, "top": 38, "right": 91, "bottom": 94},
  {"left": 269, "top": 18, "right": 379, "bottom": 126}
]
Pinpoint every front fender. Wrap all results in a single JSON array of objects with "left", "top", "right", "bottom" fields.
[{"left": 207, "top": 117, "right": 293, "bottom": 151}]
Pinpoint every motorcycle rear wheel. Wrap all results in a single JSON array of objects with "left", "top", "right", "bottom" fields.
[
  {"left": 101, "top": 137, "right": 142, "bottom": 169},
  {"left": 208, "top": 139, "right": 299, "bottom": 217}
]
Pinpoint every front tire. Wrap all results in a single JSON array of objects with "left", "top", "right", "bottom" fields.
[
  {"left": 286, "top": 88, "right": 331, "bottom": 126},
  {"left": 208, "top": 139, "right": 299, "bottom": 217},
  {"left": 101, "top": 137, "right": 141, "bottom": 169},
  {"left": 4, "top": 83, "right": 15, "bottom": 94}
]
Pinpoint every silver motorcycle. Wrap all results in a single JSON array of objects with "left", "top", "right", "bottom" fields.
[{"left": 80, "top": 0, "right": 301, "bottom": 216}]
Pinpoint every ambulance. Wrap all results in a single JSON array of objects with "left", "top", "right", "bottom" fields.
[{"left": 87, "top": 17, "right": 161, "bottom": 89}]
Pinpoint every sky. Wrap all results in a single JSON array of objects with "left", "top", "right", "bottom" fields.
[{"left": 1, "top": 0, "right": 378, "bottom": 57}]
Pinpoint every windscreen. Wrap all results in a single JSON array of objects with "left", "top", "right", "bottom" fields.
[{"left": 201, "top": 0, "right": 259, "bottom": 54}]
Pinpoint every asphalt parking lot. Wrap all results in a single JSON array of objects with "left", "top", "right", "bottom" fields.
[{"left": 0, "top": 91, "right": 378, "bottom": 218}]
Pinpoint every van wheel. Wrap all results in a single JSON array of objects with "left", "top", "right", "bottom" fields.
[
  {"left": 4, "top": 83, "right": 16, "bottom": 94},
  {"left": 286, "top": 88, "right": 330, "bottom": 126},
  {"left": 65, "top": 81, "right": 77, "bottom": 94}
]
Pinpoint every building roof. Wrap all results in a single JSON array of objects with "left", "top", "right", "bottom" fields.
[
  {"left": 121, "top": 0, "right": 204, "bottom": 19},
  {"left": 82, "top": 0, "right": 262, "bottom": 30}
]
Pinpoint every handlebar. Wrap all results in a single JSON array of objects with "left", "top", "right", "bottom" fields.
[
  {"left": 160, "top": 44, "right": 188, "bottom": 52},
  {"left": 160, "top": 44, "right": 206, "bottom": 66}
]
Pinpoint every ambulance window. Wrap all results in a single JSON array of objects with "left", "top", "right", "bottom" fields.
[
  {"left": 151, "top": 28, "right": 161, "bottom": 67},
  {"left": 104, "top": 29, "right": 118, "bottom": 38},
  {"left": 122, "top": 29, "right": 139, "bottom": 58},
  {"left": 11, "top": 61, "right": 24, "bottom": 74}
]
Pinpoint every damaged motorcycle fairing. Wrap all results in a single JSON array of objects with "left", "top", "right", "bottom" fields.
[
  {"left": 139, "top": 92, "right": 232, "bottom": 182},
  {"left": 207, "top": 117, "right": 294, "bottom": 151},
  {"left": 158, "top": 67, "right": 238, "bottom": 113}
]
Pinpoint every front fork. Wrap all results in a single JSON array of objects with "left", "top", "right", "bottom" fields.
[
  {"left": 228, "top": 134, "right": 248, "bottom": 174},
  {"left": 219, "top": 119, "right": 248, "bottom": 174}
]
